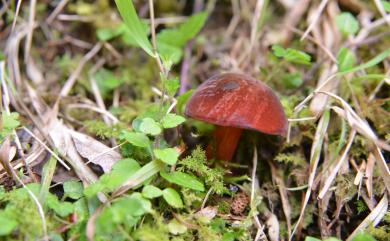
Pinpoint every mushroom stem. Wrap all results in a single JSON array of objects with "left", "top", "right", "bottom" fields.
[{"left": 207, "top": 125, "right": 242, "bottom": 161}]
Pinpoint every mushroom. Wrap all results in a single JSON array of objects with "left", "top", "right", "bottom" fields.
[{"left": 184, "top": 73, "right": 288, "bottom": 161}]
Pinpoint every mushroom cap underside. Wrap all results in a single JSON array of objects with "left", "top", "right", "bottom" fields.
[{"left": 185, "top": 73, "right": 288, "bottom": 136}]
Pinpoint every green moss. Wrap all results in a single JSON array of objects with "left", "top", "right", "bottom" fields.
[{"left": 178, "top": 147, "right": 227, "bottom": 195}]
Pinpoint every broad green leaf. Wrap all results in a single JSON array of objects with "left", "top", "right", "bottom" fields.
[
  {"left": 382, "top": 0, "right": 390, "bottom": 12},
  {"left": 324, "top": 238, "right": 342, "bottom": 241},
  {"left": 162, "top": 113, "right": 186, "bottom": 128},
  {"left": 272, "top": 45, "right": 311, "bottom": 65},
  {"left": 113, "top": 160, "right": 165, "bottom": 196},
  {"left": 176, "top": 90, "right": 193, "bottom": 115},
  {"left": 163, "top": 77, "right": 180, "bottom": 96},
  {"left": 139, "top": 117, "right": 162, "bottom": 136},
  {"left": 63, "top": 181, "right": 84, "bottom": 200},
  {"left": 304, "top": 237, "right": 321, "bottom": 241},
  {"left": 350, "top": 232, "right": 376, "bottom": 241},
  {"left": 162, "top": 188, "right": 183, "bottom": 208},
  {"left": 114, "top": 0, "right": 154, "bottom": 57},
  {"left": 154, "top": 148, "right": 179, "bottom": 165},
  {"left": 0, "top": 212, "right": 17, "bottom": 236},
  {"left": 338, "top": 48, "right": 390, "bottom": 75},
  {"left": 84, "top": 158, "right": 141, "bottom": 197},
  {"left": 1, "top": 112, "right": 20, "bottom": 130},
  {"left": 282, "top": 73, "right": 303, "bottom": 89},
  {"left": 157, "top": 12, "right": 208, "bottom": 65},
  {"left": 132, "top": 118, "right": 143, "bottom": 132},
  {"left": 142, "top": 185, "right": 163, "bottom": 199},
  {"left": 93, "top": 68, "right": 122, "bottom": 95},
  {"left": 119, "top": 192, "right": 152, "bottom": 216},
  {"left": 337, "top": 47, "right": 356, "bottom": 72},
  {"left": 157, "top": 12, "right": 208, "bottom": 48},
  {"left": 336, "top": 12, "right": 359, "bottom": 36},
  {"left": 221, "top": 232, "right": 236, "bottom": 241},
  {"left": 158, "top": 42, "right": 183, "bottom": 69},
  {"left": 74, "top": 198, "right": 88, "bottom": 219},
  {"left": 96, "top": 27, "right": 122, "bottom": 41},
  {"left": 46, "top": 194, "right": 74, "bottom": 217},
  {"left": 120, "top": 131, "right": 150, "bottom": 148},
  {"left": 160, "top": 171, "right": 205, "bottom": 191}
]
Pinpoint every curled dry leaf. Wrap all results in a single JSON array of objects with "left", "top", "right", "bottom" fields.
[
  {"left": 0, "top": 138, "right": 18, "bottom": 181},
  {"left": 68, "top": 130, "right": 121, "bottom": 173},
  {"left": 195, "top": 206, "right": 217, "bottom": 223}
]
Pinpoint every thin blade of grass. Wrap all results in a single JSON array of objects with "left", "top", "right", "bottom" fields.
[
  {"left": 115, "top": 0, "right": 155, "bottom": 57},
  {"left": 39, "top": 156, "right": 57, "bottom": 204},
  {"left": 338, "top": 48, "right": 390, "bottom": 75},
  {"left": 290, "top": 109, "right": 330, "bottom": 240},
  {"left": 113, "top": 160, "right": 165, "bottom": 197},
  {"left": 346, "top": 194, "right": 388, "bottom": 241}
]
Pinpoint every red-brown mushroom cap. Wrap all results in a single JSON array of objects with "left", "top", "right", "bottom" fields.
[{"left": 185, "top": 73, "right": 288, "bottom": 137}]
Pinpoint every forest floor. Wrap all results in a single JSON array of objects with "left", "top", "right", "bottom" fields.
[{"left": 0, "top": 0, "right": 389, "bottom": 240}]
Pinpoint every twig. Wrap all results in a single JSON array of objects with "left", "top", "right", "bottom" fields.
[
  {"left": 58, "top": 42, "right": 102, "bottom": 98},
  {"left": 300, "top": 0, "right": 329, "bottom": 41},
  {"left": 24, "top": 0, "right": 37, "bottom": 63},
  {"left": 46, "top": 0, "right": 69, "bottom": 24},
  {"left": 22, "top": 127, "right": 71, "bottom": 170},
  {"left": 373, "top": 0, "right": 390, "bottom": 28},
  {"left": 201, "top": 188, "right": 213, "bottom": 209},
  {"left": 250, "top": 144, "right": 258, "bottom": 204},
  {"left": 148, "top": 0, "right": 165, "bottom": 75},
  {"left": 11, "top": 0, "right": 22, "bottom": 33}
]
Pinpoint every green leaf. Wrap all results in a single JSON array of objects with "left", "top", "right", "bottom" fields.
[
  {"left": 96, "top": 27, "right": 122, "bottom": 41},
  {"left": 221, "top": 232, "right": 236, "bottom": 241},
  {"left": 282, "top": 73, "right": 303, "bottom": 89},
  {"left": 304, "top": 237, "right": 321, "bottom": 241},
  {"left": 337, "top": 47, "right": 356, "bottom": 72},
  {"left": 338, "top": 48, "right": 390, "bottom": 75},
  {"left": 63, "top": 181, "right": 84, "bottom": 200},
  {"left": 324, "top": 238, "right": 342, "bottom": 241},
  {"left": 46, "top": 194, "right": 74, "bottom": 217},
  {"left": 350, "top": 232, "right": 377, "bottom": 241},
  {"left": 114, "top": 0, "right": 154, "bottom": 57},
  {"left": 2, "top": 112, "right": 20, "bottom": 130},
  {"left": 336, "top": 12, "right": 359, "bottom": 36},
  {"left": 154, "top": 148, "right": 179, "bottom": 165},
  {"left": 156, "top": 12, "right": 208, "bottom": 65},
  {"left": 142, "top": 185, "right": 163, "bottom": 199},
  {"left": 93, "top": 68, "right": 122, "bottom": 95},
  {"left": 382, "top": 0, "right": 390, "bottom": 12},
  {"left": 0, "top": 212, "right": 17, "bottom": 236},
  {"left": 158, "top": 43, "right": 183, "bottom": 69},
  {"left": 272, "top": 45, "right": 311, "bottom": 65},
  {"left": 164, "top": 77, "right": 180, "bottom": 96},
  {"left": 120, "top": 131, "right": 150, "bottom": 148},
  {"left": 161, "top": 113, "right": 186, "bottom": 129},
  {"left": 39, "top": 156, "right": 57, "bottom": 204},
  {"left": 114, "top": 160, "right": 165, "bottom": 195},
  {"left": 176, "top": 90, "right": 193, "bottom": 115},
  {"left": 120, "top": 192, "right": 152, "bottom": 216},
  {"left": 84, "top": 158, "right": 141, "bottom": 197},
  {"left": 162, "top": 188, "right": 183, "bottom": 208},
  {"left": 160, "top": 171, "right": 205, "bottom": 191},
  {"left": 157, "top": 12, "right": 208, "bottom": 48},
  {"left": 139, "top": 117, "right": 162, "bottom": 136}
]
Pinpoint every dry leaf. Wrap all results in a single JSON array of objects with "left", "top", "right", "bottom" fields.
[{"left": 68, "top": 130, "right": 121, "bottom": 173}]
